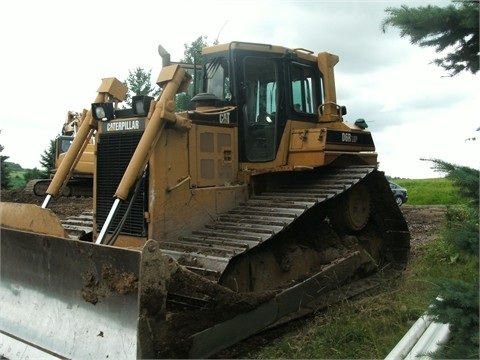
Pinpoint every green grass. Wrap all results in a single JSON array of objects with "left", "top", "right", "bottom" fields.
[
  {"left": 8, "top": 170, "right": 27, "bottom": 188},
  {"left": 249, "top": 288, "right": 426, "bottom": 359},
  {"left": 392, "top": 178, "right": 465, "bottom": 205}
]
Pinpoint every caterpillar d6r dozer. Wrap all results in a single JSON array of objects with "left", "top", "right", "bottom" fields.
[{"left": 0, "top": 41, "right": 410, "bottom": 359}]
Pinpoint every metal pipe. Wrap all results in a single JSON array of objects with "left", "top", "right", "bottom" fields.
[
  {"left": 96, "top": 198, "right": 121, "bottom": 244},
  {"left": 385, "top": 315, "right": 433, "bottom": 360},
  {"left": 158, "top": 44, "right": 171, "bottom": 67},
  {"left": 41, "top": 194, "right": 52, "bottom": 209},
  {"left": 386, "top": 298, "right": 450, "bottom": 360},
  {"left": 406, "top": 321, "right": 450, "bottom": 359}
]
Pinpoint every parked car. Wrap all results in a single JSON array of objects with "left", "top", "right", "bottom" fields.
[{"left": 389, "top": 182, "right": 408, "bottom": 206}]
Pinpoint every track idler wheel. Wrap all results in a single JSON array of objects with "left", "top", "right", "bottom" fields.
[
  {"left": 33, "top": 181, "right": 49, "bottom": 196},
  {"left": 329, "top": 182, "right": 371, "bottom": 233}
]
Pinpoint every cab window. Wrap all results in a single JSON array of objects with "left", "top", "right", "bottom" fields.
[
  {"left": 204, "top": 57, "right": 231, "bottom": 101},
  {"left": 291, "top": 63, "right": 323, "bottom": 115}
]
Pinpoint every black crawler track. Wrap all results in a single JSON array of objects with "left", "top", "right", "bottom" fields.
[
  {"left": 162, "top": 165, "right": 410, "bottom": 282},
  {"left": 25, "top": 178, "right": 92, "bottom": 197}
]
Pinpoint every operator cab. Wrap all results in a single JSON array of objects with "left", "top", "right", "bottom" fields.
[{"left": 200, "top": 42, "right": 326, "bottom": 163}]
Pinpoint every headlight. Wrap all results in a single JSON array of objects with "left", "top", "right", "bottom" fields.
[
  {"left": 92, "top": 103, "right": 115, "bottom": 121},
  {"left": 132, "top": 95, "right": 154, "bottom": 116}
]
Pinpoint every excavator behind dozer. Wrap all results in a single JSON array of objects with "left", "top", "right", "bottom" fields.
[
  {"left": 25, "top": 110, "right": 94, "bottom": 197},
  {"left": 0, "top": 42, "right": 410, "bottom": 359}
]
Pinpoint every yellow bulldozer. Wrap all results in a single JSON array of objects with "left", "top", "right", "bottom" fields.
[
  {"left": 0, "top": 41, "right": 410, "bottom": 359},
  {"left": 25, "top": 110, "right": 94, "bottom": 197}
]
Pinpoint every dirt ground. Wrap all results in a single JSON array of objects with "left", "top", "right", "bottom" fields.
[
  {"left": 0, "top": 189, "right": 447, "bottom": 357},
  {"left": 399, "top": 204, "right": 447, "bottom": 251},
  {"left": 1, "top": 188, "right": 93, "bottom": 220}
]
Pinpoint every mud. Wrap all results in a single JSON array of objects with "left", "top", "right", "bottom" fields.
[
  {"left": 81, "top": 263, "right": 138, "bottom": 305},
  {"left": 102, "top": 263, "right": 138, "bottom": 294},
  {"left": 156, "top": 260, "right": 276, "bottom": 358}
]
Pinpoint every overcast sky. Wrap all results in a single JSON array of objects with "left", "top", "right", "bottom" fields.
[{"left": 1, "top": 0, "right": 478, "bottom": 178}]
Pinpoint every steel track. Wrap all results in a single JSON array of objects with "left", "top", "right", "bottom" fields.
[{"left": 162, "top": 165, "right": 409, "bottom": 280}]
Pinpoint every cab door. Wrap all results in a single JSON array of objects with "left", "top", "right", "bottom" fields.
[{"left": 240, "top": 56, "right": 280, "bottom": 162}]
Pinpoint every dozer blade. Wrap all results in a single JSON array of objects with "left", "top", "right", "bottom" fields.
[
  {"left": 0, "top": 227, "right": 169, "bottom": 359},
  {"left": 0, "top": 202, "right": 67, "bottom": 238}
]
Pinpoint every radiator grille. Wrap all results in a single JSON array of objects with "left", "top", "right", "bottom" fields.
[{"left": 96, "top": 131, "right": 147, "bottom": 236}]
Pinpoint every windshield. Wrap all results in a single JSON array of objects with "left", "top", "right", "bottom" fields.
[{"left": 204, "top": 57, "right": 231, "bottom": 101}]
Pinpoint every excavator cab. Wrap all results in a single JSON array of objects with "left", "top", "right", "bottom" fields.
[{"left": 56, "top": 135, "right": 74, "bottom": 156}]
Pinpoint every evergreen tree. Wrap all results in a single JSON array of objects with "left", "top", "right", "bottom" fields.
[
  {"left": 123, "top": 67, "right": 161, "bottom": 107},
  {"left": 40, "top": 139, "right": 56, "bottom": 175},
  {"left": 176, "top": 35, "right": 209, "bottom": 111},
  {"left": 427, "top": 158, "right": 479, "bottom": 206},
  {"left": 428, "top": 279, "right": 479, "bottom": 359},
  {"left": 382, "top": 1, "right": 479, "bottom": 76},
  {"left": 181, "top": 35, "right": 208, "bottom": 65},
  {"left": 424, "top": 159, "right": 479, "bottom": 359},
  {"left": 0, "top": 144, "right": 12, "bottom": 189},
  {"left": 385, "top": 2, "right": 480, "bottom": 351}
]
